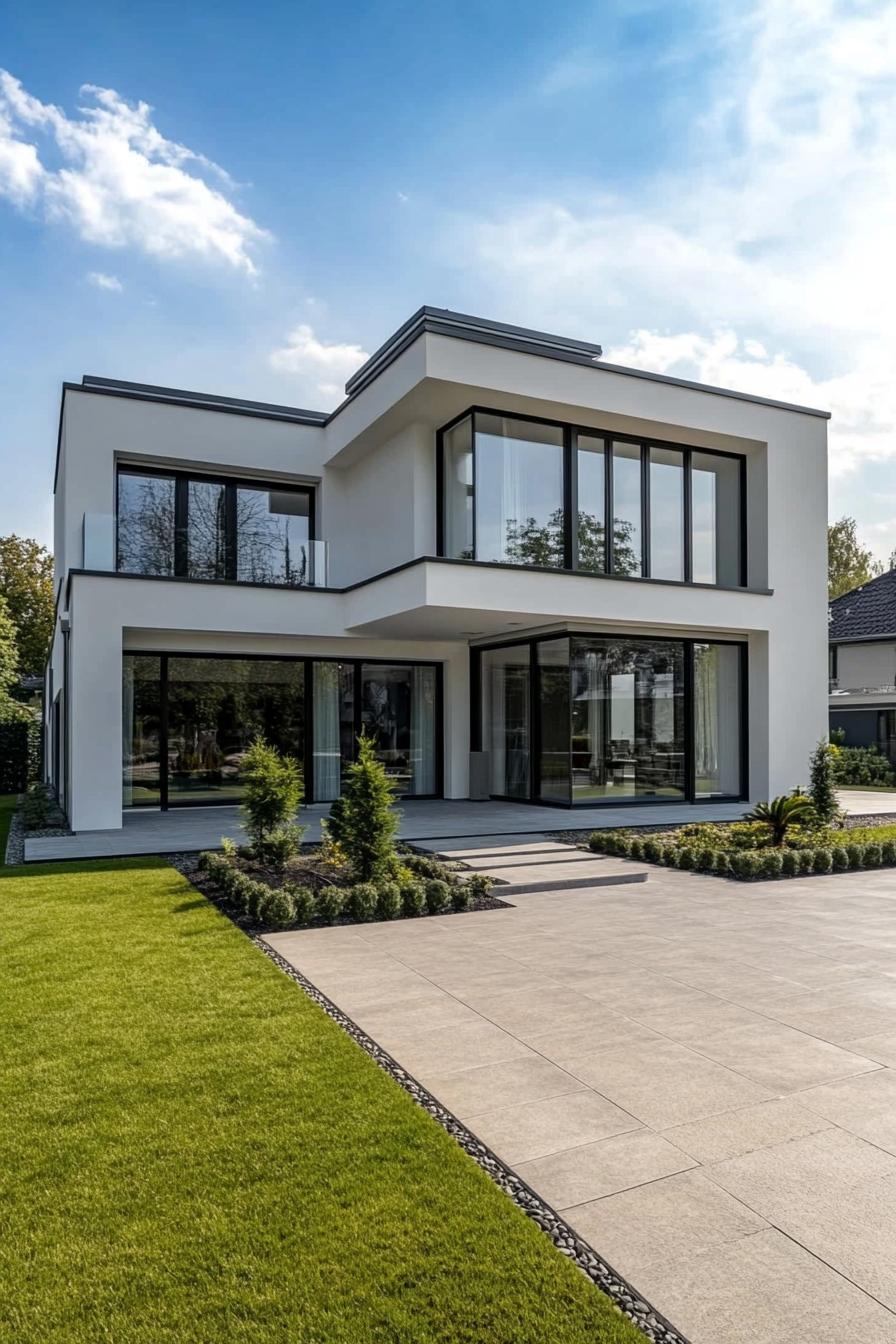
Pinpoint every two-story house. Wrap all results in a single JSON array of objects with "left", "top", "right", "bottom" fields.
[{"left": 44, "top": 307, "right": 830, "bottom": 835}]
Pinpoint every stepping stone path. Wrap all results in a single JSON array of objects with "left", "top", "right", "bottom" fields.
[{"left": 412, "top": 834, "right": 647, "bottom": 895}]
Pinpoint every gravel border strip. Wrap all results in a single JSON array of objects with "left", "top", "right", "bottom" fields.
[
  {"left": 4, "top": 802, "right": 24, "bottom": 865},
  {"left": 255, "top": 937, "right": 689, "bottom": 1344}
]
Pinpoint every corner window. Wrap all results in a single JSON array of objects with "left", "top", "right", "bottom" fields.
[
  {"left": 439, "top": 409, "right": 746, "bottom": 588},
  {"left": 116, "top": 470, "right": 314, "bottom": 586}
]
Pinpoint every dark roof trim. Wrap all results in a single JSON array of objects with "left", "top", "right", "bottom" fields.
[{"left": 77, "top": 376, "right": 328, "bottom": 425}]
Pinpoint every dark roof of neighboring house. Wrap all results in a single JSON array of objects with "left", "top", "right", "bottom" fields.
[{"left": 830, "top": 568, "right": 896, "bottom": 642}]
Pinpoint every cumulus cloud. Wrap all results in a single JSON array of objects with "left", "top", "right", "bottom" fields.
[
  {"left": 0, "top": 71, "right": 267, "bottom": 274},
  {"left": 269, "top": 324, "right": 369, "bottom": 404},
  {"left": 446, "top": 0, "right": 896, "bottom": 487},
  {"left": 87, "top": 270, "right": 123, "bottom": 291}
]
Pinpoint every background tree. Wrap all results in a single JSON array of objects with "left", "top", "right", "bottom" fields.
[
  {"left": 0, "top": 535, "right": 53, "bottom": 679},
  {"left": 828, "top": 517, "right": 883, "bottom": 600},
  {"left": 0, "top": 594, "right": 23, "bottom": 720}
]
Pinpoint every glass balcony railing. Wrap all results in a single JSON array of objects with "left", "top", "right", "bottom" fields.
[{"left": 81, "top": 514, "right": 329, "bottom": 587}]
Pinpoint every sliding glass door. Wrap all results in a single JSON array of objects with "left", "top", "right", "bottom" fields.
[{"left": 477, "top": 634, "right": 745, "bottom": 806}]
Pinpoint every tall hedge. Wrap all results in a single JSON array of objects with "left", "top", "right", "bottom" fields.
[{"left": 0, "top": 719, "right": 32, "bottom": 791}]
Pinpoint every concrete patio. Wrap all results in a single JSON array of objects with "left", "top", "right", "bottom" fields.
[
  {"left": 23, "top": 797, "right": 749, "bottom": 862},
  {"left": 267, "top": 850, "right": 896, "bottom": 1344}
]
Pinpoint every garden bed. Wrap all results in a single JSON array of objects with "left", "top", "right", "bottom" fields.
[
  {"left": 178, "top": 843, "right": 510, "bottom": 934},
  {"left": 581, "top": 817, "right": 896, "bottom": 880}
]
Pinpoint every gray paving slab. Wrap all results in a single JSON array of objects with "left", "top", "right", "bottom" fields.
[{"left": 264, "top": 850, "right": 896, "bottom": 1339}]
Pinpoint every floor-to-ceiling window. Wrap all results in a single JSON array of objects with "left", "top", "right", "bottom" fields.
[
  {"left": 122, "top": 653, "right": 441, "bottom": 808},
  {"left": 476, "top": 634, "right": 745, "bottom": 806},
  {"left": 440, "top": 410, "right": 746, "bottom": 588},
  {"left": 480, "top": 644, "right": 531, "bottom": 798}
]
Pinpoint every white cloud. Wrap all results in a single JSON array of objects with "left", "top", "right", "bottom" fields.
[
  {"left": 0, "top": 71, "right": 267, "bottom": 274},
  {"left": 268, "top": 323, "right": 369, "bottom": 405},
  {"left": 444, "top": 0, "right": 896, "bottom": 486},
  {"left": 87, "top": 270, "right": 123, "bottom": 291}
]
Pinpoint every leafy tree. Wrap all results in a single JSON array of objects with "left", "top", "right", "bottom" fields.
[
  {"left": 0, "top": 535, "right": 53, "bottom": 680},
  {"left": 0, "top": 594, "right": 24, "bottom": 721},
  {"left": 828, "top": 517, "right": 883, "bottom": 600},
  {"left": 335, "top": 731, "right": 399, "bottom": 881},
  {"left": 808, "top": 740, "right": 839, "bottom": 825}
]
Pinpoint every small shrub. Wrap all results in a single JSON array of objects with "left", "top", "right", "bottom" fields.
[
  {"left": 615, "top": 836, "right": 633, "bottom": 858},
  {"left": 400, "top": 880, "right": 425, "bottom": 917},
  {"left": 758, "top": 850, "right": 783, "bottom": 879},
  {"left": 714, "top": 851, "right": 731, "bottom": 876},
  {"left": 588, "top": 831, "right": 609, "bottom": 854},
  {"left": 256, "top": 824, "right": 303, "bottom": 871},
  {"left": 347, "top": 882, "right": 378, "bottom": 922},
  {"left": 881, "top": 839, "right": 896, "bottom": 866},
  {"left": 732, "top": 851, "right": 761, "bottom": 880},
  {"left": 21, "top": 783, "right": 49, "bottom": 829},
  {"left": 285, "top": 883, "right": 315, "bottom": 924},
  {"left": 627, "top": 836, "right": 645, "bottom": 860},
  {"left": 257, "top": 886, "right": 297, "bottom": 929},
  {"left": 812, "top": 849, "right": 833, "bottom": 875},
  {"left": 464, "top": 871, "right": 492, "bottom": 901},
  {"left": 643, "top": 838, "right": 663, "bottom": 863},
  {"left": 315, "top": 886, "right": 345, "bottom": 924},
  {"left": 450, "top": 884, "right": 472, "bottom": 913},
  {"left": 780, "top": 849, "right": 800, "bottom": 877},
  {"left": 375, "top": 881, "right": 401, "bottom": 921},
  {"left": 695, "top": 847, "right": 716, "bottom": 873},
  {"left": 831, "top": 846, "right": 850, "bottom": 872},
  {"left": 197, "top": 849, "right": 214, "bottom": 872},
  {"left": 324, "top": 794, "right": 347, "bottom": 845},
  {"left": 244, "top": 876, "right": 272, "bottom": 922},
  {"left": 808, "top": 740, "right": 839, "bottom": 825},
  {"left": 675, "top": 846, "right": 696, "bottom": 870},
  {"left": 220, "top": 835, "right": 238, "bottom": 860},
  {"left": 798, "top": 850, "right": 815, "bottom": 875},
  {"left": 864, "top": 842, "right": 883, "bottom": 868},
  {"left": 424, "top": 879, "right": 450, "bottom": 915},
  {"left": 240, "top": 737, "right": 304, "bottom": 850},
  {"left": 745, "top": 794, "right": 817, "bottom": 846},
  {"left": 846, "top": 842, "right": 865, "bottom": 870},
  {"left": 405, "top": 853, "right": 453, "bottom": 881}
]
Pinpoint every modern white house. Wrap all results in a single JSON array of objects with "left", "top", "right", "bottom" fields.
[
  {"left": 44, "top": 307, "right": 830, "bottom": 834},
  {"left": 829, "top": 570, "right": 896, "bottom": 762}
]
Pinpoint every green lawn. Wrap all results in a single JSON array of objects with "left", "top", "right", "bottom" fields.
[{"left": 0, "top": 857, "right": 641, "bottom": 1344}]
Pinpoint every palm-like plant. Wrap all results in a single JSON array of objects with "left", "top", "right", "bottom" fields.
[{"left": 745, "top": 793, "right": 817, "bottom": 846}]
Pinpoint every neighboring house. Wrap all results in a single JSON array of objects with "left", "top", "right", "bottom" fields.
[
  {"left": 829, "top": 569, "right": 896, "bottom": 763},
  {"left": 44, "top": 306, "right": 830, "bottom": 833}
]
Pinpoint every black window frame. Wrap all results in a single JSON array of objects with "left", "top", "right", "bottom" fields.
[
  {"left": 437, "top": 407, "right": 748, "bottom": 589},
  {"left": 470, "top": 630, "right": 748, "bottom": 807},
  {"left": 123, "top": 650, "right": 444, "bottom": 810},
  {"left": 116, "top": 466, "right": 317, "bottom": 586}
]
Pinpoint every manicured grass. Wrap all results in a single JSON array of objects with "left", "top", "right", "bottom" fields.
[
  {"left": 0, "top": 858, "right": 641, "bottom": 1344},
  {"left": 0, "top": 792, "right": 17, "bottom": 856}
]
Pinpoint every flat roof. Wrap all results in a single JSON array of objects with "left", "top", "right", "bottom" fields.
[{"left": 60, "top": 305, "right": 830, "bottom": 468}]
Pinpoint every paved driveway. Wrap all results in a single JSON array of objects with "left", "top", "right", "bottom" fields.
[{"left": 267, "top": 858, "right": 896, "bottom": 1343}]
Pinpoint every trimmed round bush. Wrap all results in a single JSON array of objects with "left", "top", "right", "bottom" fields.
[
  {"left": 347, "top": 882, "right": 378, "bottom": 922},
  {"left": 424, "top": 879, "right": 450, "bottom": 915},
  {"left": 798, "top": 850, "right": 815, "bottom": 876},
  {"left": 375, "top": 881, "right": 401, "bottom": 921},
  {"left": 315, "top": 886, "right": 345, "bottom": 924},
  {"left": 864, "top": 842, "right": 883, "bottom": 868},
  {"left": 881, "top": 839, "right": 896, "bottom": 866},
  {"left": 714, "top": 851, "right": 731, "bottom": 876},
  {"left": 831, "top": 846, "right": 850, "bottom": 872},
  {"left": 695, "top": 847, "right": 716, "bottom": 873},
  {"left": 812, "top": 849, "right": 833, "bottom": 875},
  {"left": 758, "top": 850, "right": 783, "bottom": 879},
  {"left": 675, "top": 846, "right": 696, "bottom": 870},
  {"left": 241, "top": 875, "right": 271, "bottom": 921},
  {"left": 285, "top": 883, "right": 315, "bottom": 924},
  {"left": 628, "top": 837, "right": 645, "bottom": 860},
  {"left": 450, "top": 884, "right": 472, "bottom": 913},
  {"left": 846, "top": 842, "right": 865, "bottom": 870},
  {"left": 464, "top": 872, "right": 492, "bottom": 900},
  {"left": 780, "top": 850, "right": 800, "bottom": 877},
  {"left": 256, "top": 886, "right": 296, "bottom": 929},
  {"left": 732, "top": 851, "right": 761, "bottom": 880},
  {"left": 615, "top": 837, "right": 633, "bottom": 858},
  {"left": 399, "top": 880, "right": 425, "bottom": 918},
  {"left": 588, "top": 831, "right": 609, "bottom": 854},
  {"left": 642, "top": 838, "right": 662, "bottom": 863}
]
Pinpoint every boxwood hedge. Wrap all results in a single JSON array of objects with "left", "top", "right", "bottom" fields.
[{"left": 588, "top": 828, "right": 896, "bottom": 881}]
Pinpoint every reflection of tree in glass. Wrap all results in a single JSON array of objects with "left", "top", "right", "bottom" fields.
[
  {"left": 236, "top": 491, "right": 307, "bottom": 586},
  {"left": 187, "top": 483, "right": 227, "bottom": 578},
  {"left": 118, "top": 477, "right": 175, "bottom": 575},
  {"left": 503, "top": 508, "right": 638, "bottom": 573}
]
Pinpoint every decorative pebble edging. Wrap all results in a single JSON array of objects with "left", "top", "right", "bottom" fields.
[
  {"left": 4, "top": 802, "right": 24, "bottom": 865},
  {"left": 255, "top": 937, "right": 690, "bottom": 1344}
]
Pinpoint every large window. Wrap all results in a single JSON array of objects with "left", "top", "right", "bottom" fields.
[
  {"left": 123, "top": 653, "right": 441, "bottom": 808},
  {"left": 440, "top": 410, "right": 746, "bottom": 587},
  {"left": 116, "top": 470, "right": 314, "bottom": 586},
  {"left": 476, "top": 634, "right": 745, "bottom": 805}
]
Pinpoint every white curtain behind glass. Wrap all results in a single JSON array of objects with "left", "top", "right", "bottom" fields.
[
  {"left": 410, "top": 666, "right": 436, "bottom": 794},
  {"left": 313, "top": 663, "right": 342, "bottom": 801}
]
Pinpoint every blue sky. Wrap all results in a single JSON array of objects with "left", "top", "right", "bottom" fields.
[{"left": 3, "top": 0, "right": 896, "bottom": 554}]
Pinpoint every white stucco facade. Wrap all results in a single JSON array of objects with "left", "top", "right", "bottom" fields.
[{"left": 45, "top": 308, "right": 830, "bottom": 831}]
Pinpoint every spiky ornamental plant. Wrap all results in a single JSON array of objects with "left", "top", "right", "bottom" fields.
[
  {"left": 808, "top": 739, "right": 839, "bottom": 825},
  {"left": 337, "top": 732, "right": 400, "bottom": 882},
  {"left": 745, "top": 793, "right": 817, "bottom": 846}
]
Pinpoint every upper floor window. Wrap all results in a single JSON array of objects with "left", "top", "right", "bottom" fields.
[
  {"left": 116, "top": 468, "right": 315, "bottom": 586},
  {"left": 438, "top": 409, "right": 746, "bottom": 587}
]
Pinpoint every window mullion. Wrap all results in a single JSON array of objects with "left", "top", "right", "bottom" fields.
[
  {"left": 641, "top": 443, "right": 650, "bottom": 578},
  {"left": 174, "top": 478, "right": 188, "bottom": 577},
  {"left": 684, "top": 448, "right": 693, "bottom": 583}
]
